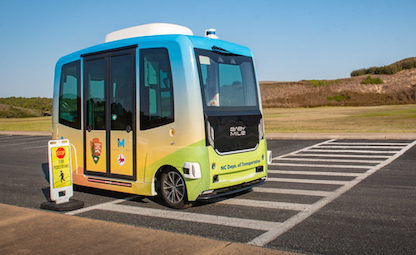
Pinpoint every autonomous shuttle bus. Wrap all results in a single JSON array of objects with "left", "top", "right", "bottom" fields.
[{"left": 52, "top": 23, "right": 271, "bottom": 208}]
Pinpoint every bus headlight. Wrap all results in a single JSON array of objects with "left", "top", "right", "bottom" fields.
[
  {"left": 183, "top": 162, "right": 202, "bottom": 179},
  {"left": 258, "top": 118, "right": 264, "bottom": 140}
]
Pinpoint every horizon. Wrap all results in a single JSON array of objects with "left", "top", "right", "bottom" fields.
[{"left": 1, "top": 0, "right": 415, "bottom": 98}]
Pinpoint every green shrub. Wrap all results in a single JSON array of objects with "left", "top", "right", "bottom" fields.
[
  {"left": 361, "top": 75, "right": 384, "bottom": 84},
  {"left": 351, "top": 69, "right": 366, "bottom": 77},
  {"left": 327, "top": 95, "right": 345, "bottom": 102},
  {"left": 0, "top": 97, "right": 52, "bottom": 112},
  {"left": 0, "top": 106, "right": 37, "bottom": 118},
  {"left": 309, "top": 79, "right": 340, "bottom": 87},
  {"left": 351, "top": 57, "right": 416, "bottom": 77}
]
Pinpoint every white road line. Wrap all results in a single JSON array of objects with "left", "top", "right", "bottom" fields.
[
  {"left": 215, "top": 198, "right": 311, "bottom": 211},
  {"left": 272, "top": 139, "right": 336, "bottom": 160},
  {"left": 328, "top": 142, "right": 409, "bottom": 146},
  {"left": 291, "top": 154, "right": 391, "bottom": 159},
  {"left": 270, "top": 163, "right": 370, "bottom": 169},
  {"left": 277, "top": 157, "right": 382, "bottom": 164},
  {"left": 103, "top": 203, "right": 282, "bottom": 231},
  {"left": 306, "top": 149, "right": 399, "bottom": 154},
  {"left": 268, "top": 170, "right": 361, "bottom": 177},
  {"left": 317, "top": 145, "right": 406, "bottom": 149},
  {"left": 66, "top": 196, "right": 136, "bottom": 216},
  {"left": 267, "top": 177, "right": 349, "bottom": 185},
  {"left": 248, "top": 139, "right": 416, "bottom": 246},
  {"left": 253, "top": 187, "right": 333, "bottom": 197}
]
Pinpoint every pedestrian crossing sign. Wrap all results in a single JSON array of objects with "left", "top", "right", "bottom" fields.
[
  {"left": 51, "top": 146, "right": 71, "bottom": 188},
  {"left": 48, "top": 139, "right": 73, "bottom": 204}
]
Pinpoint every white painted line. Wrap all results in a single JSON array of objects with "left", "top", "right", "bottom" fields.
[
  {"left": 305, "top": 149, "right": 399, "bottom": 154},
  {"left": 66, "top": 196, "right": 136, "bottom": 216},
  {"left": 248, "top": 140, "right": 416, "bottom": 246},
  {"left": 103, "top": 203, "right": 282, "bottom": 231},
  {"left": 292, "top": 154, "right": 391, "bottom": 159},
  {"left": 270, "top": 162, "right": 370, "bottom": 169},
  {"left": 318, "top": 145, "right": 406, "bottom": 149},
  {"left": 277, "top": 157, "right": 382, "bottom": 164},
  {"left": 328, "top": 142, "right": 409, "bottom": 146},
  {"left": 215, "top": 198, "right": 311, "bottom": 211},
  {"left": 268, "top": 170, "right": 361, "bottom": 177},
  {"left": 272, "top": 139, "right": 336, "bottom": 160},
  {"left": 267, "top": 177, "right": 349, "bottom": 185},
  {"left": 253, "top": 187, "right": 333, "bottom": 197}
]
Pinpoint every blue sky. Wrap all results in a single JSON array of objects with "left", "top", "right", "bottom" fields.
[{"left": 0, "top": 0, "right": 415, "bottom": 98}]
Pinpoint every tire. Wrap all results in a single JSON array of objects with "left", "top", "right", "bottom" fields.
[{"left": 160, "top": 170, "right": 190, "bottom": 209}]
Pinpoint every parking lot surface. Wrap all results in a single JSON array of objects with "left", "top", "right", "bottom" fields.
[{"left": 0, "top": 134, "right": 415, "bottom": 254}]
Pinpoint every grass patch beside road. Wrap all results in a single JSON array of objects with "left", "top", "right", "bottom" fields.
[
  {"left": 0, "top": 105, "right": 415, "bottom": 133},
  {"left": 0, "top": 117, "right": 51, "bottom": 131},
  {"left": 264, "top": 104, "right": 416, "bottom": 133}
]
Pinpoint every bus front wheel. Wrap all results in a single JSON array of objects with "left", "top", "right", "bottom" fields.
[{"left": 161, "top": 170, "right": 190, "bottom": 209}]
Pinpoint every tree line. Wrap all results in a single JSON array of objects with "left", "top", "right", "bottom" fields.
[
  {"left": 0, "top": 97, "right": 52, "bottom": 112},
  {"left": 351, "top": 57, "right": 416, "bottom": 77}
]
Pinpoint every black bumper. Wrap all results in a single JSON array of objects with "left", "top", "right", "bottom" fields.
[{"left": 196, "top": 178, "right": 266, "bottom": 200}]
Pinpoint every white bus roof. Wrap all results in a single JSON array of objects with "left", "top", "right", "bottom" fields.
[{"left": 105, "top": 23, "right": 194, "bottom": 42}]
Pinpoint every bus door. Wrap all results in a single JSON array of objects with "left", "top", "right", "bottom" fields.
[{"left": 83, "top": 47, "right": 137, "bottom": 180}]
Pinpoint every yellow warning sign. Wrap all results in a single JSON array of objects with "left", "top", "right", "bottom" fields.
[{"left": 51, "top": 146, "right": 71, "bottom": 188}]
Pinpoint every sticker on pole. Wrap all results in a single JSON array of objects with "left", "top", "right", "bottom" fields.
[{"left": 48, "top": 139, "right": 73, "bottom": 204}]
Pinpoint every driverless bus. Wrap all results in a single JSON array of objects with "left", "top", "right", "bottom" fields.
[{"left": 52, "top": 23, "right": 271, "bottom": 208}]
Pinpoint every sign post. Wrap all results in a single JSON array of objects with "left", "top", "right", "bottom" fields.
[{"left": 41, "top": 139, "right": 83, "bottom": 211}]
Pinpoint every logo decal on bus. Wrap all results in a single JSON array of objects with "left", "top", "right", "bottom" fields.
[
  {"left": 90, "top": 138, "right": 102, "bottom": 164},
  {"left": 230, "top": 126, "right": 246, "bottom": 137},
  {"left": 118, "top": 138, "right": 125, "bottom": 148},
  {"left": 117, "top": 154, "right": 125, "bottom": 166}
]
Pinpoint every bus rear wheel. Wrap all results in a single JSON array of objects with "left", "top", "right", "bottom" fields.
[{"left": 161, "top": 170, "right": 190, "bottom": 209}]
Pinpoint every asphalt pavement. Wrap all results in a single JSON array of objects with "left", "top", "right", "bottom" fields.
[
  {"left": 1, "top": 131, "right": 415, "bottom": 255},
  {"left": 0, "top": 203, "right": 299, "bottom": 255}
]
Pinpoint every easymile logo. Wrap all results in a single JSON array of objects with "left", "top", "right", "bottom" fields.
[{"left": 230, "top": 126, "right": 246, "bottom": 136}]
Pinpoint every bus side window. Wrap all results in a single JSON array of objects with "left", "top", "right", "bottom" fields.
[
  {"left": 140, "top": 48, "right": 174, "bottom": 130},
  {"left": 59, "top": 61, "right": 81, "bottom": 129}
]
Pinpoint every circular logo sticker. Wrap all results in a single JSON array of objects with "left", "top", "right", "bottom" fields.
[{"left": 117, "top": 154, "right": 125, "bottom": 166}]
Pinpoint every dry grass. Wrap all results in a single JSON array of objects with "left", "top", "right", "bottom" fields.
[
  {"left": 1, "top": 105, "right": 415, "bottom": 133},
  {"left": 264, "top": 105, "right": 416, "bottom": 133},
  {"left": 0, "top": 117, "right": 51, "bottom": 131},
  {"left": 260, "top": 69, "right": 416, "bottom": 108}
]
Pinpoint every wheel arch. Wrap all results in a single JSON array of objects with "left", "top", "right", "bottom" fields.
[{"left": 152, "top": 164, "right": 183, "bottom": 196}]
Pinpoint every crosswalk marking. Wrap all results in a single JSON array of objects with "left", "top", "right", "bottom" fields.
[
  {"left": 267, "top": 177, "right": 349, "bottom": 185},
  {"left": 306, "top": 149, "right": 399, "bottom": 154},
  {"left": 290, "top": 153, "right": 391, "bottom": 158},
  {"left": 317, "top": 145, "right": 406, "bottom": 149},
  {"left": 268, "top": 170, "right": 361, "bottom": 177},
  {"left": 67, "top": 139, "right": 416, "bottom": 248},
  {"left": 276, "top": 157, "right": 383, "bottom": 164},
  {"left": 248, "top": 139, "right": 416, "bottom": 246},
  {"left": 215, "top": 198, "right": 312, "bottom": 211},
  {"left": 253, "top": 187, "right": 333, "bottom": 197},
  {"left": 104, "top": 203, "right": 282, "bottom": 231},
  {"left": 328, "top": 142, "right": 409, "bottom": 146},
  {"left": 271, "top": 162, "right": 371, "bottom": 169}
]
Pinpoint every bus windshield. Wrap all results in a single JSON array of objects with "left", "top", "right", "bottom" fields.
[{"left": 195, "top": 48, "right": 259, "bottom": 109}]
